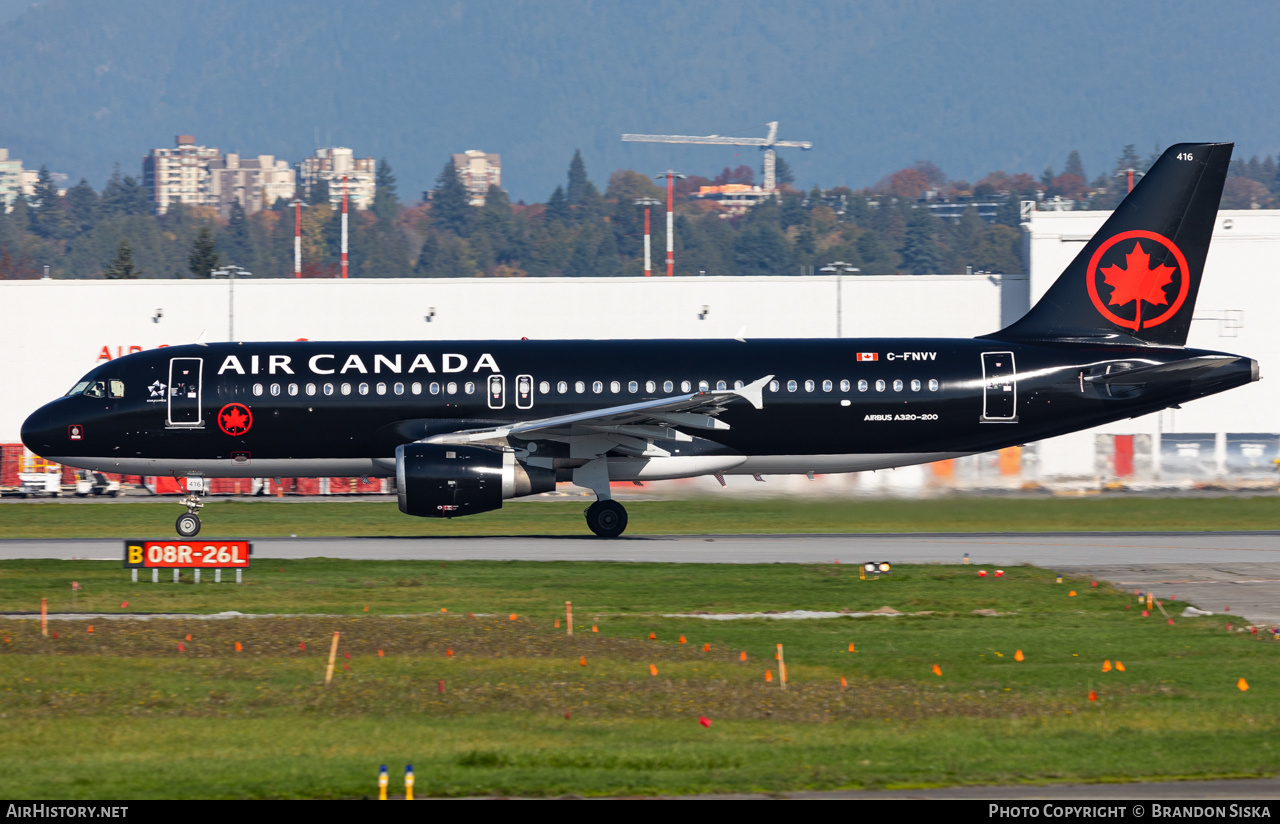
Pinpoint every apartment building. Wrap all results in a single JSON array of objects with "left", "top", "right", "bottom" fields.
[
  {"left": 298, "top": 147, "right": 376, "bottom": 210},
  {"left": 207, "top": 153, "right": 296, "bottom": 217},
  {"left": 452, "top": 149, "right": 501, "bottom": 206},
  {"left": 142, "top": 135, "right": 221, "bottom": 215}
]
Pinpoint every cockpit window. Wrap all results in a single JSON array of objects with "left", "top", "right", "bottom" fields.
[
  {"left": 108, "top": 380, "right": 124, "bottom": 398},
  {"left": 66, "top": 381, "right": 90, "bottom": 397},
  {"left": 82, "top": 381, "right": 106, "bottom": 399}
]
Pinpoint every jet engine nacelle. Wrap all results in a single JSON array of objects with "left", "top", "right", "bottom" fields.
[{"left": 395, "top": 443, "right": 554, "bottom": 518}]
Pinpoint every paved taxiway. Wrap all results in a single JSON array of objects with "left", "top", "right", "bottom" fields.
[{"left": 4, "top": 531, "right": 1278, "bottom": 622}]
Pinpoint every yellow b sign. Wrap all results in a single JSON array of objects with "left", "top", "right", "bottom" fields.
[{"left": 126, "top": 544, "right": 143, "bottom": 565}]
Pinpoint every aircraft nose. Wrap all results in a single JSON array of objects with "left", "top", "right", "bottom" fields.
[
  {"left": 21, "top": 405, "right": 56, "bottom": 454},
  {"left": 1251, "top": 358, "right": 1261, "bottom": 382}
]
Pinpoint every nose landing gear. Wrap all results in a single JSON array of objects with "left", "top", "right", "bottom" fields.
[{"left": 175, "top": 476, "right": 205, "bottom": 537}]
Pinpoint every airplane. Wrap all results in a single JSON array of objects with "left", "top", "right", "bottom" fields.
[{"left": 21, "top": 142, "right": 1257, "bottom": 539}]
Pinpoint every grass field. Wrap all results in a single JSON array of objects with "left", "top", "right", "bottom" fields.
[
  {"left": 1, "top": 559, "right": 1276, "bottom": 798},
  {"left": 2, "top": 494, "right": 1280, "bottom": 538}
]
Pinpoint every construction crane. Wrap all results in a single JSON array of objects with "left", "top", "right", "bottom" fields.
[{"left": 622, "top": 122, "right": 812, "bottom": 193}]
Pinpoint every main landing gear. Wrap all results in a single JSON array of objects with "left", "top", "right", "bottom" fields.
[
  {"left": 175, "top": 476, "right": 205, "bottom": 538},
  {"left": 584, "top": 499, "right": 628, "bottom": 538}
]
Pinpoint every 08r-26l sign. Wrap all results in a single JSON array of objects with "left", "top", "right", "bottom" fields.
[{"left": 124, "top": 540, "right": 252, "bottom": 568}]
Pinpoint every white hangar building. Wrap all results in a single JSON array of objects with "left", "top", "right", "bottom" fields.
[{"left": 0, "top": 207, "right": 1275, "bottom": 493}]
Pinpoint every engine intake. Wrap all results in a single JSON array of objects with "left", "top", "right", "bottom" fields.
[{"left": 395, "top": 443, "right": 554, "bottom": 518}]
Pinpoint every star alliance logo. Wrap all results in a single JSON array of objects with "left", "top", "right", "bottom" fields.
[{"left": 148, "top": 381, "right": 166, "bottom": 398}]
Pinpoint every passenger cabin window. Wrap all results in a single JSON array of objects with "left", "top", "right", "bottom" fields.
[
  {"left": 787, "top": 380, "right": 797, "bottom": 392},
  {"left": 609, "top": 381, "right": 619, "bottom": 393},
  {"left": 253, "top": 384, "right": 264, "bottom": 397},
  {"left": 592, "top": 381, "right": 604, "bottom": 394},
  {"left": 558, "top": 381, "right": 568, "bottom": 394},
  {"left": 893, "top": 379, "right": 903, "bottom": 392},
  {"left": 822, "top": 380, "right": 832, "bottom": 392},
  {"left": 393, "top": 383, "right": 403, "bottom": 396},
  {"left": 716, "top": 380, "right": 727, "bottom": 391},
  {"left": 628, "top": 381, "right": 638, "bottom": 393},
  {"left": 410, "top": 382, "right": 421, "bottom": 395},
  {"left": 734, "top": 380, "right": 744, "bottom": 389},
  {"left": 464, "top": 382, "right": 476, "bottom": 394},
  {"left": 306, "top": 383, "right": 316, "bottom": 396},
  {"left": 575, "top": 381, "right": 585, "bottom": 394},
  {"left": 681, "top": 381, "right": 692, "bottom": 393},
  {"left": 288, "top": 384, "right": 299, "bottom": 396},
  {"left": 875, "top": 380, "right": 886, "bottom": 392},
  {"left": 910, "top": 379, "right": 921, "bottom": 392},
  {"left": 840, "top": 379, "right": 850, "bottom": 392},
  {"left": 663, "top": 380, "right": 674, "bottom": 393},
  {"left": 858, "top": 380, "right": 868, "bottom": 392},
  {"left": 429, "top": 382, "right": 440, "bottom": 395},
  {"left": 769, "top": 380, "right": 779, "bottom": 392},
  {"left": 377, "top": 382, "right": 388, "bottom": 395},
  {"left": 341, "top": 383, "right": 352, "bottom": 395},
  {"left": 108, "top": 380, "right": 125, "bottom": 398},
  {"left": 804, "top": 380, "right": 815, "bottom": 392},
  {"left": 324, "top": 383, "right": 334, "bottom": 396},
  {"left": 645, "top": 380, "right": 656, "bottom": 393},
  {"left": 539, "top": 381, "right": 551, "bottom": 394},
  {"left": 358, "top": 383, "right": 369, "bottom": 395},
  {"left": 271, "top": 383, "right": 281, "bottom": 396},
  {"left": 929, "top": 379, "right": 939, "bottom": 391},
  {"left": 446, "top": 382, "right": 457, "bottom": 394},
  {"left": 698, "top": 380, "right": 710, "bottom": 391}
]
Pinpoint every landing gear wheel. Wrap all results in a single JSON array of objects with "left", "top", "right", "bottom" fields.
[
  {"left": 585, "top": 500, "right": 628, "bottom": 538},
  {"left": 176, "top": 512, "right": 201, "bottom": 538}
]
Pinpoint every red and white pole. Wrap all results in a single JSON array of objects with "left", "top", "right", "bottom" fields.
[
  {"left": 341, "top": 175, "right": 349, "bottom": 279},
  {"left": 665, "top": 171, "right": 674, "bottom": 277},
  {"left": 293, "top": 200, "right": 302, "bottom": 278},
  {"left": 643, "top": 205, "right": 652, "bottom": 277}
]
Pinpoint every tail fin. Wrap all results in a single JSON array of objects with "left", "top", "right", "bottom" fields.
[{"left": 987, "top": 142, "right": 1232, "bottom": 347}]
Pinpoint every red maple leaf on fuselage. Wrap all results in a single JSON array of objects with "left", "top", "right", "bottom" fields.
[
  {"left": 1100, "top": 241, "right": 1176, "bottom": 310},
  {"left": 222, "top": 407, "right": 249, "bottom": 433}
]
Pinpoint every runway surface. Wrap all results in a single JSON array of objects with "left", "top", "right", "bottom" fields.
[{"left": 4, "top": 531, "right": 1278, "bottom": 622}]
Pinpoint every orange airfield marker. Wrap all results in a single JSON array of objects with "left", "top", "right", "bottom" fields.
[
  {"left": 765, "top": 670, "right": 773, "bottom": 682},
  {"left": 579, "top": 656, "right": 587, "bottom": 667},
  {"left": 649, "top": 664, "right": 658, "bottom": 676},
  {"left": 848, "top": 642, "right": 855, "bottom": 653},
  {"left": 1116, "top": 661, "right": 1125, "bottom": 672},
  {"left": 1238, "top": 678, "right": 1250, "bottom": 692},
  {"left": 1088, "top": 690, "right": 1098, "bottom": 702},
  {"left": 1102, "top": 660, "right": 1113, "bottom": 672},
  {"left": 840, "top": 676, "right": 848, "bottom": 688},
  {"left": 739, "top": 651, "right": 747, "bottom": 661},
  {"left": 592, "top": 625, "right": 599, "bottom": 633},
  {"left": 648, "top": 632, "right": 656, "bottom": 640},
  {"left": 1014, "top": 650, "right": 1024, "bottom": 662},
  {"left": 234, "top": 641, "right": 242, "bottom": 652},
  {"left": 932, "top": 664, "right": 942, "bottom": 676},
  {"left": 679, "top": 635, "right": 687, "bottom": 644},
  {"left": 703, "top": 642, "right": 710, "bottom": 652}
]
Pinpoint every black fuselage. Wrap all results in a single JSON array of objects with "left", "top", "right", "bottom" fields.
[{"left": 21, "top": 337, "right": 1257, "bottom": 482}]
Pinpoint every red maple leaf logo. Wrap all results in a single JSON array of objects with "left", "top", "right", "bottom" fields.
[
  {"left": 1100, "top": 241, "right": 1176, "bottom": 310},
  {"left": 220, "top": 405, "right": 249, "bottom": 434}
]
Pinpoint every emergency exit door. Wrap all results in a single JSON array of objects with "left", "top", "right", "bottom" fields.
[
  {"left": 167, "top": 358, "right": 204, "bottom": 427},
  {"left": 515, "top": 374, "right": 534, "bottom": 409},
  {"left": 980, "top": 351, "right": 1018, "bottom": 422},
  {"left": 487, "top": 375, "right": 506, "bottom": 410}
]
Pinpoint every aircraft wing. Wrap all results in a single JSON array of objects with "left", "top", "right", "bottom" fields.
[{"left": 423, "top": 375, "right": 773, "bottom": 452}]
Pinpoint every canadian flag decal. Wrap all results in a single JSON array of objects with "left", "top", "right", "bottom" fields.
[{"left": 857, "top": 353, "right": 878, "bottom": 362}]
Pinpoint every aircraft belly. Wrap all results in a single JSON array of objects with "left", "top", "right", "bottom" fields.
[
  {"left": 606, "top": 455, "right": 747, "bottom": 480},
  {"left": 730, "top": 452, "right": 970, "bottom": 474},
  {"left": 43, "top": 456, "right": 391, "bottom": 478}
]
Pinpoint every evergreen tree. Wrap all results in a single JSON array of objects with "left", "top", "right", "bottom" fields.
[
  {"left": 1040, "top": 166, "right": 1055, "bottom": 188},
  {"left": 372, "top": 158, "right": 400, "bottom": 222},
  {"left": 952, "top": 205, "right": 985, "bottom": 269},
  {"left": 415, "top": 230, "right": 477, "bottom": 277},
  {"left": 900, "top": 208, "right": 944, "bottom": 275},
  {"left": 188, "top": 226, "right": 219, "bottom": 277},
  {"left": 544, "top": 185, "right": 570, "bottom": 225},
  {"left": 100, "top": 165, "right": 151, "bottom": 216},
  {"left": 104, "top": 239, "right": 142, "bottom": 279},
  {"left": 29, "top": 166, "right": 69, "bottom": 240},
  {"left": 1064, "top": 150, "right": 1085, "bottom": 181},
  {"left": 996, "top": 192, "right": 1023, "bottom": 227},
  {"left": 780, "top": 191, "right": 807, "bottom": 229},
  {"left": 856, "top": 231, "right": 897, "bottom": 274},
  {"left": 566, "top": 150, "right": 591, "bottom": 206},
  {"left": 64, "top": 179, "right": 98, "bottom": 236},
  {"left": 308, "top": 178, "right": 331, "bottom": 206},
  {"left": 220, "top": 201, "right": 251, "bottom": 268},
  {"left": 733, "top": 225, "right": 792, "bottom": 276},
  {"left": 430, "top": 159, "right": 472, "bottom": 236}
]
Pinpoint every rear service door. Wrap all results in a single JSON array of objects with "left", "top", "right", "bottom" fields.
[
  {"left": 168, "top": 358, "right": 204, "bottom": 427},
  {"left": 980, "top": 351, "right": 1018, "bottom": 422}
]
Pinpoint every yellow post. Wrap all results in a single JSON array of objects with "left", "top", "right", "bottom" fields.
[
  {"left": 777, "top": 643, "right": 787, "bottom": 689},
  {"left": 40, "top": 598, "right": 47, "bottom": 637},
  {"left": 565, "top": 600, "right": 573, "bottom": 636},
  {"left": 324, "top": 631, "right": 340, "bottom": 686},
  {"left": 404, "top": 764, "right": 414, "bottom": 800},
  {"left": 378, "top": 764, "right": 388, "bottom": 800}
]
